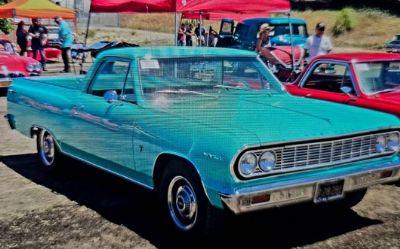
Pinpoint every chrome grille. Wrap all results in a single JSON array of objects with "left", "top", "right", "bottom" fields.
[{"left": 249, "top": 131, "right": 399, "bottom": 177}]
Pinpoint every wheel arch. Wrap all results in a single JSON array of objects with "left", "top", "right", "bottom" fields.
[
  {"left": 153, "top": 153, "right": 203, "bottom": 191},
  {"left": 30, "top": 125, "right": 62, "bottom": 150}
]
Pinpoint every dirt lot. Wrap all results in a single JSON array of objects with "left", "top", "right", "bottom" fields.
[{"left": 1, "top": 60, "right": 400, "bottom": 249}]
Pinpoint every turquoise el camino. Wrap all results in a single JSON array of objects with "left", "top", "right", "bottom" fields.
[{"left": 6, "top": 47, "right": 400, "bottom": 234}]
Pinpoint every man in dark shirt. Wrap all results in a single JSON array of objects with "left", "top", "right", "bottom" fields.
[{"left": 28, "top": 18, "right": 48, "bottom": 70}]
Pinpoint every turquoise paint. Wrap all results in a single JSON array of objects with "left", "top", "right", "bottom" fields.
[{"left": 7, "top": 47, "right": 400, "bottom": 209}]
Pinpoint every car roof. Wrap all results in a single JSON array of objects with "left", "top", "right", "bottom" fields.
[
  {"left": 312, "top": 52, "right": 400, "bottom": 62},
  {"left": 240, "top": 17, "right": 306, "bottom": 25},
  {"left": 98, "top": 46, "right": 257, "bottom": 59}
]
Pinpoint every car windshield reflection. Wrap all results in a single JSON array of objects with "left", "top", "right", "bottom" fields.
[
  {"left": 139, "top": 57, "right": 283, "bottom": 106},
  {"left": 354, "top": 61, "right": 400, "bottom": 95}
]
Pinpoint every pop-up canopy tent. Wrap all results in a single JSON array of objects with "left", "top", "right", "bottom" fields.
[
  {"left": 0, "top": 0, "right": 75, "bottom": 19},
  {"left": 90, "top": 0, "right": 290, "bottom": 16},
  {"left": 89, "top": 0, "right": 290, "bottom": 44}
]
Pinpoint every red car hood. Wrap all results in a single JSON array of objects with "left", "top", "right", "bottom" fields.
[
  {"left": 370, "top": 91, "right": 400, "bottom": 104},
  {"left": 0, "top": 52, "right": 39, "bottom": 76}
]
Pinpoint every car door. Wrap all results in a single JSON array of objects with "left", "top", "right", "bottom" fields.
[
  {"left": 296, "top": 61, "right": 358, "bottom": 104},
  {"left": 67, "top": 58, "right": 136, "bottom": 171},
  {"left": 216, "top": 19, "right": 235, "bottom": 47}
]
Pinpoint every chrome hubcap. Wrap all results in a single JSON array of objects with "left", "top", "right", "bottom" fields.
[
  {"left": 167, "top": 176, "right": 198, "bottom": 231},
  {"left": 39, "top": 131, "right": 55, "bottom": 166}
]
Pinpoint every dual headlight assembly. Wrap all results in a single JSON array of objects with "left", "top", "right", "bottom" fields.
[{"left": 238, "top": 132, "right": 400, "bottom": 178}]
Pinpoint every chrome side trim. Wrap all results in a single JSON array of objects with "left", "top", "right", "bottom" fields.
[
  {"left": 222, "top": 165, "right": 400, "bottom": 214},
  {"left": 31, "top": 125, "right": 153, "bottom": 191}
]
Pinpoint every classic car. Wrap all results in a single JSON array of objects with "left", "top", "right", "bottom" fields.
[
  {"left": 384, "top": 39, "right": 400, "bottom": 53},
  {"left": 285, "top": 53, "right": 400, "bottom": 116},
  {"left": 6, "top": 47, "right": 400, "bottom": 234},
  {"left": 217, "top": 17, "right": 307, "bottom": 81},
  {"left": 0, "top": 39, "right": 41, "bottom": 88}
]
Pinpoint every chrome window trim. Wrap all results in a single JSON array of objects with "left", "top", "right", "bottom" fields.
[{"left": 299, "top": 59, "right": 360, "bottom": 97}]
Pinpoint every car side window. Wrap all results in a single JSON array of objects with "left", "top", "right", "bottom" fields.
[
  {"left": 88, "top": 60, "right": 130, "bottom": 97},
  {"left": 302, "top": 63, "right": 354, "bottom": 94}
]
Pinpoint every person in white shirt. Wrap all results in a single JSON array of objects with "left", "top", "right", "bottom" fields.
[{"left": 305, "top": 22, "right": 333, "bottom": 59}]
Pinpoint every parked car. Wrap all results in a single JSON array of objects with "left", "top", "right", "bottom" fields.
[
  {"left": 217, "top": 17, "right": 308, "bottom": 49},
  {"left": 216, "top": 17, "right": 308, "bottom": 81},
  {"left": 285, "top": 52, "right": 400, "bottom": 116},
  {"left": 384, "top": 39, "right": 400, "bottom": 53},
  {"left": 0, "top": 39, "right": 41, "bottom": 88},
  {"left": 6, "top": 47, "right": 400, "bottom": 234}
]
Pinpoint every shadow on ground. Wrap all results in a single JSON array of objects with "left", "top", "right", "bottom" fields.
[{"left": 0, "top": 154, "right": 382, "bottom": 249}]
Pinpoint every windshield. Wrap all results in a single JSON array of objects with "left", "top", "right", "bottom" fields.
[
  {"left": 139, "top": 57, "right": 283, "bottom": 106},
  {"left": 270, "top": 24, "right": 307, "bottom": 37},
  {"left": 354, "top": 61, "right": 400, "bottom": 94}
]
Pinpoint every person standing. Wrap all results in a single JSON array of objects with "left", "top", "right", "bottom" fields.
[
  {"left": 305, "top": 22, "right": 333, "bottom": 59},
  {"left": 255, "top": 24, "right": 279, "bottom": 64},
  {"left": 16, "top": 21, "right": 28, "bottom": 56},
  {"left": 28, "top": 18, "right": 48, "bottom": 70},
  {"left": 55, "top": 16, "right": 73, "bottom": 73},
  {"left": 185, "top": 24, "right": 194, "bottom": 46},
  {"left": 177, "top": 23, "right": 186, "bottom": 46}
]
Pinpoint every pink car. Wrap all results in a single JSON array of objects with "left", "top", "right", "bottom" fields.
[{"left": 0, "top": 39, "right": 41, "bottom": 87}]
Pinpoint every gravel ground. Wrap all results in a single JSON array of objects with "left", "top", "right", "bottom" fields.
[{"left": 0, "top": 61, "right": 400, "bottom": 249}]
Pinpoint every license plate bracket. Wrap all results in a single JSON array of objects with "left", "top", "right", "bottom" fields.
[{"left": 314, "top": 179, "right": 345, "bottom": 203}]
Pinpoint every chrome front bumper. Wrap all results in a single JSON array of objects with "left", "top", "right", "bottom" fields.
[{"left": 221, "top": 164, "right": 400, "bottom": 214}]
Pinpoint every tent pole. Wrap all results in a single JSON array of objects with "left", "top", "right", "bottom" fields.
[
  {"left": 288, "top": 12, "right": 295, "bottom": 73},
  {"left": 175, "top": 12, "right": 178, "bottom": 46},
  {"left": 199, "top": 13, "right": 202, "bottom": 47},
  {"left": 84, "top": 11, "right": 91, "bottom": 47}
]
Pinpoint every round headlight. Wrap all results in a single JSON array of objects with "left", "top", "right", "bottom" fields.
[
  {"left": 34, "top": 64, "right": 42, "bottom": 71},
  {"left": 375, "top": 135, "right": 386, "bottom": 153},
  {"left": 387, "top": 133, "right": 400, "bottom": 152},
  {"left": 239, "top": 152, "right": 257, "bottom": 176},
  {"left": 259, "top": 151, "right": 276, "bottom": 172},
  {"left": 26, "top": 64, "right": 34, "bottom": 72}
]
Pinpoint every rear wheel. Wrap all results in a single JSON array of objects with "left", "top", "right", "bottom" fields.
[
  {"left": 159, "top": 160, "right": 225, "bottom": 234},
  {"left": 36, "top": 129, "right": 62, "bottom": 170}
]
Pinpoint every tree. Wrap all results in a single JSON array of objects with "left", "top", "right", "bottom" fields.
[{"left": 0, "top": 0, "right": 12, "bottom": 35}]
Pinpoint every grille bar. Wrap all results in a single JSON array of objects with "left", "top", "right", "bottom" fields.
[{"left": 251, "top": 131, "right": 398, "bottom": 176}]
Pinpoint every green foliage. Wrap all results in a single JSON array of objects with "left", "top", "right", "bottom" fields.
[
  {"left": 87, "top": 30, "right": 96, "bottom": 38},
  {"left": 332, "top": 8, "right": 357, "bottom": 36},
  {"left": 0, "top": 19, "right": 12, "bottom": 34},
  {"left": 0, "top": 0, "right": 12, "bottom": 34}
]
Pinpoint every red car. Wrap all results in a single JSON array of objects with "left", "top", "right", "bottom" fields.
[
  {"left": 0, "top": 39, "right": 41, "bottom": 87},
  {"left": 285, "top": 52, "right": 400, "bottom": 116}
]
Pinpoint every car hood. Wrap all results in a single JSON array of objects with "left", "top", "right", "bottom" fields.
[
  {"left": 370, "top": 91, "right": 400, "bottom": 104},
  {"left": 152, "top": 93, "right": 400, "bottom": 147},
  {"left": 0, "top": 53, "right": 36, "bottom": 71}
]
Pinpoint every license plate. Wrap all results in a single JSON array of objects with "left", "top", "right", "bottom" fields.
[{"left": 314, "top": 179, "right": 344, "bottom": 203}]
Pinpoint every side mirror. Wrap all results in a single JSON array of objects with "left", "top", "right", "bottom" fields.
[
  {"left": 340, "top": 86, "right": 353, "bottom": 95},
  {"left": 104, "top": 90, "right": 118, "bottom": 103}
]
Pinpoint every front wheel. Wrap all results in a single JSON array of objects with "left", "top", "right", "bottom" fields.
[
  {"left": 37, "top": 129, "right": 61, "bottom": 170},
  {"left": 159, "top": 160, "right": 225, "bottom": 234}
]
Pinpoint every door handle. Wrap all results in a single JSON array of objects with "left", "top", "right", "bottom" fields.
[{"left": 72, "top": 104, "right": 84, "bottom": 109}]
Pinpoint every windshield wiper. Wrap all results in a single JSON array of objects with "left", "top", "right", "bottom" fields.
[{"left": 156, "top": 89, "right": 218, "bottom": 99}]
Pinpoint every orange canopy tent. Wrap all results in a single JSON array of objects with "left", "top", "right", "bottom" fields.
[{"left": 0, "top": 0, "right": 75, "bottom": 20}]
